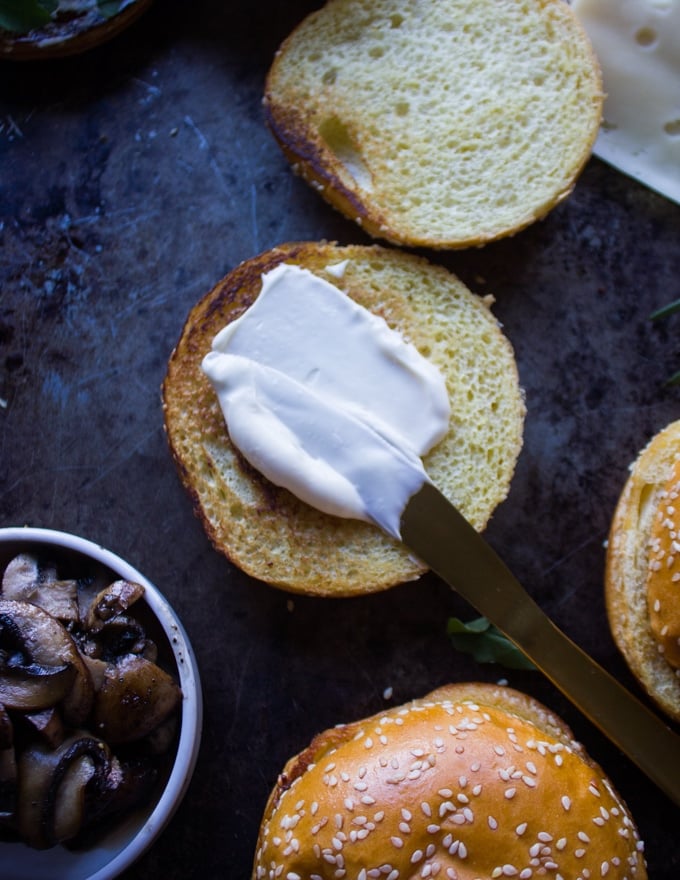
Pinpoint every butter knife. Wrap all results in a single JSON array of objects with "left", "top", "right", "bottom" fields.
[{"left": 400, "top": 481, "right": 680, "bottom": 806}]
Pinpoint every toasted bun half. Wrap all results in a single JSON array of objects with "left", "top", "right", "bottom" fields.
[
  {"left": 263, "top": 0, "right": 603, "bottom": 250},
  {"left": 162, "top": 242, "right": 524, "bottom": 596},
  {"left": 606, "top": 420, "right": 680, "bottom": 723},
  {"left": 252, "top": 683, "right": 646, "bottom": 880}
]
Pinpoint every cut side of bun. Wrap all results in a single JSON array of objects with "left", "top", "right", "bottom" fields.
[
  {"left": 252, "top": 683, "right": 646, "bottom": 879},
  {"left": 162, "top": 242, "right": 525, "bottom": 596},
  {"left": 606, "top": 420, "right": 680, "bottom": 723},
  {"left": 264, "top": 0, "right": 603, "bottom": 250}
]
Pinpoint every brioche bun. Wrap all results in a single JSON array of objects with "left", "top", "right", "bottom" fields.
[
  {"left": 606, "top": 420, "right": 680, "bottom": 723},
  {"left": 162, "top": 242, "right": 525, "bottom": 596},
  {"left": 252, "top": 683, "right": 646, "bottom": 880},
  {"left": 264, "top": 0, "right": 603, "bottom": 250}
]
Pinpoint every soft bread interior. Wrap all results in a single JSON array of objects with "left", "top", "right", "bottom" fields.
[{"left": 264, "top": 0, "right": 603, "bottom": 249}]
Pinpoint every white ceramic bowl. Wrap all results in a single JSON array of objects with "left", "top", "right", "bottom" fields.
[{"left": 0, "top": 527, "right": 203, "bottom": 880}]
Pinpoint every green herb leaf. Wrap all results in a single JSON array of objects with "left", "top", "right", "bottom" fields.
[
  {"left": 650, "top": 298, "right": 680, "bottom": 321},
  {"left": 0, "top": 0, "right": 54, "bottom": 33},
  {"left": 447, "top": 616, "right": 536, "bottom": 670},
  {"left": 97, "top": 0, "right": 125, "bottom": 19}
]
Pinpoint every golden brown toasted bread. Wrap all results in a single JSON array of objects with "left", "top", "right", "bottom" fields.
[
  {"left": 162, "top": 242, "right": 525, "bottom": 596},
  {"left": 252, "top": 682, "right": 646, "bottom": 880},
  {"left": 606, "top": 420, "right": 680, "bottom": 722},
  {"left": 264, "top": 0, "right": 603, "bottom": 250}
]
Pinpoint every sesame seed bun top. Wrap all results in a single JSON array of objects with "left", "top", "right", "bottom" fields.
[
  {"left": 252, "top": 683, "right": 646, "bottom": 880},
  {"left": 645, "top": 456, "right": 680, "bottom": 668},
  {"left": 606, "top": 419, "right": 680, "bottom": 723}
]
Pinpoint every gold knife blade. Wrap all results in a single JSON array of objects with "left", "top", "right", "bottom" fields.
[{"left": 400, "top": 481, "right": 680, "bottom": 806}]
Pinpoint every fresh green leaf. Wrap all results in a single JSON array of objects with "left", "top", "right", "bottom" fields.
[
  {"left": 447, "top": 616, "right": 536, "bottom": 670},
  {"left": 650, "top": 298, "right": 680, "bottom": 321},
  {"left": 97, "top": 0, "right": 125, "bottom": 19},
  {"left": 0, "top": 0, "right": 53, "bottom": 33}
]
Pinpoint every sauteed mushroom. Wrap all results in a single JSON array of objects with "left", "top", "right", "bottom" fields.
[
  {"left": 0, "top": 552, "right": 182, "bottom": 850},
  {"left": 91, "top": 655, "right": 181, "bottom": 744}
]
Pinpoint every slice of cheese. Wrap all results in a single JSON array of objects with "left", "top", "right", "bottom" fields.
[{"left": 572, "top": 0, "right": 680, "bottom": 204}]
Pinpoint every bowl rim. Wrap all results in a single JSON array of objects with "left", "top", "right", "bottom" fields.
[{"left": 0, "top": 526, "right": 203, "bottom": 880}]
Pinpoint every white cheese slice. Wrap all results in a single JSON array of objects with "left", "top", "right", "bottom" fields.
[{"left": 572, "top": 0, "right": 680, "bottom": 204}]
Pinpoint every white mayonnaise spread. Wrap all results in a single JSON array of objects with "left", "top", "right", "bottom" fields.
[{"left": 201, "top": 263, "right": 450, "bottom": 539}]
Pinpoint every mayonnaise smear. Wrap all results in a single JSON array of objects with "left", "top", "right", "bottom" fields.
[{"left": 201, "top": 263, "right": 450, "bottom": 539}]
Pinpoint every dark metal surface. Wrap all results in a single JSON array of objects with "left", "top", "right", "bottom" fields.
[{"left": 0, "top": 1, "right": 678, "bottom": 876}]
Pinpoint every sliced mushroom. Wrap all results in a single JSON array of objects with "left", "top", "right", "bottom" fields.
[
  {"left": 1, "top": 554, "right": 40, "bottom": 602},
  {"left": 0, "top": 704, "right": 13, "bottom": 750},
  {"left": 0, "top": 599, "right": 93, "bottom": 725},
  {"left": 0, "top": 744, "right": 17, "bottom": 824},
  {"left": 0, "top": 659, "right": 75, "bottom": 713},
  {"left": 1, "top": 554, "right": 79, "bottom": 623},
  {"left": 85, "top": 615, "right": 156, "bottom": 663},
  {"left": 91, "top": 654, "right": 182, "bottom": 744},
  {"left": 17, "top": 733, "right": 111, "bottom": 849},
  {"left": 21, "top": 708, "right": 66, "bottom": 749},
  {"left": 84, "top": 580, "right": 145, "bottom": 634}
]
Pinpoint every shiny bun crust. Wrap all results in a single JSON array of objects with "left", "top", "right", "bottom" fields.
[
  {"left": 252, "top": 683, "right": 646, "bottom": 880},
  {"left": 606, "top": 420, "right": 680, "bottom": 722}
]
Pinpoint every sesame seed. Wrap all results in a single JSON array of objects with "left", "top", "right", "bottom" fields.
[
  {"left": 516, "top": 823, "right": 528, "bottom": 836},
  {"left": 504, "top": 788, "right": 517, "bottom": 799},
  {"left": 391, "top": 836, "right": 404, "bottom": 848},
  {"left": 519, "top": 871, "right": 532, "bottom": 879},
  {"left": 438, "top": 788, "right": 453, "bottom": 798},
  {"left": 561, "top": 796, "right": 572, "bottom": 811},
  {"left": 411, "top": 850, "right": 424, "bottom": 863},
  {"left": 427, "top": 824, "right": 441, "bottom": 834},
  {"left": 576, "top": 849, "right": 587, "bottom": 858},
  {"left": 502, "top": 867, "right": 518, "bottom": 876},
  {"left": 538, "top": 832, "right": 553, "bottom": 842},
  {"left": 399, "top": 822, "right": 410, "bottom": 834},
  {"left": 489, "top": 816, "right": 498, "bottom": 830},
  {"left": 421, "top": 801, "right": 432, "bottom": 817}
]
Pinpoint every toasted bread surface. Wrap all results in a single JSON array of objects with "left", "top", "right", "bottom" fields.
[
  {"left": 162, "top": 242, "right": 525, "bottom": 596},
  {"left": 264, "top": 0, "right": 603, "bottom": 250},
  {"left": 606, "top": 420, "right": 680, "bottom": 722}
]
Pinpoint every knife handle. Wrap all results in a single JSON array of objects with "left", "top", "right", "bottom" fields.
[
  {"left": 510, "top": 600, "right": 680, "bottom": 805},
  {"left": 400, "top": 482, "right": 680, "bottom": 805}
]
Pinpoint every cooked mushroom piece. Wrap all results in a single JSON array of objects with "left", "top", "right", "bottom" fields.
[
  {"left": 17, "top": 732, "right": 159, "bottom": 849},
  {"left": 83, "top": 580, "right": 145, "bottom": 634},
  {"left": 0, "top": 704, "right": 13, "bottom": 750},
  {"left": 86, "top": 615, "right": 157, "bottom": 663},
  {"left": 1, "top": 554, "right": 40, "bottom": 602},
  {"left": 17, "top": 733, "right": 112, "bottom": 849},
  {"left": 0, "top": 599, "right": 93, "bottom": 724},
  {"left": 91, "top": 655, "right": 182, "bottom": 744},
  {"left": 21, "top": 707, "right": 66, "bottom": 748},
  {"left": 1, "top": 555, "right": 79, "bottom": 623},
  {"left": 0, "top": 705, "right": 17, "bottom": 826}
]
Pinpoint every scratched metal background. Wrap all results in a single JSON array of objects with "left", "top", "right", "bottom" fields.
[{"left": 0, "top": 1, "right": 679, "bottom": 877}]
